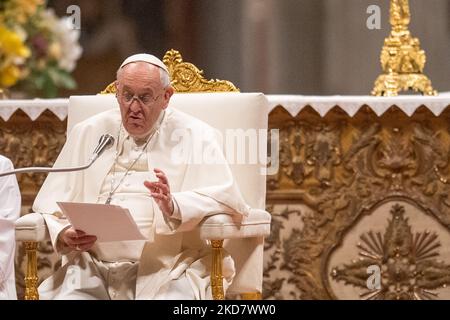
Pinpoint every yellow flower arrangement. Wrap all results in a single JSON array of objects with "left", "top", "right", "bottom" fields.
[
  {"left": 0, "top": 0, "right": 82, "bottom": 97},
  {"left": 1, "top": 0, "right": 43, "bottom": 24},
  {"left": 0, "top": 24, "right": 30, "bottom": 88}
]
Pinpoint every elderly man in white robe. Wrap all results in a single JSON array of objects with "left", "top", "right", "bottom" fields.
[
  {"left": 0, "top": 155, "right": 21, "bottom": 300},
  {"left": 33, "top": 54, "right": 250, "bottom": 300}
]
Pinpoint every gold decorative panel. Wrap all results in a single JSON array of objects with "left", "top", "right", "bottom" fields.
[
  {"left": 264, "top": 105, "right": 450, "bottom": 300},
  {"left": 330, "top": 202, "right": 450, "bottom": 300},
  {"left": 0, "top": 109, "right": 66, "bottom": 210}
]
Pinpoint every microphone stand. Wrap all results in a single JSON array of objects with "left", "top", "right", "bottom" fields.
[{"left": 0, "top": 134, "right": 115, "bottom": 178}]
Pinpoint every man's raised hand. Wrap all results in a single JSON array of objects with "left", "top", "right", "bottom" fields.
[{"left": 144, "top": 168, "right": 174, "bottom": 217}]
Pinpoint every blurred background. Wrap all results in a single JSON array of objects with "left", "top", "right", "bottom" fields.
[{"left": 48, "top": 0, "right": 450, "bottom": 96}]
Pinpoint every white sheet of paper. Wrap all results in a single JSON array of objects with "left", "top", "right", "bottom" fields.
[{"left": 57, "top": 202, "right": 147, "bottom": 242}]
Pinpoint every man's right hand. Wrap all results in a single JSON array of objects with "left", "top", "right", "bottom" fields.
[{"left": 60, "top": 227, "right": 97, "bottom": 252}]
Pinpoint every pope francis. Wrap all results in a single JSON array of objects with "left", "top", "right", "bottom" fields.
[{"left": 33, "top": 54, "right": 250, "bottom": 300}]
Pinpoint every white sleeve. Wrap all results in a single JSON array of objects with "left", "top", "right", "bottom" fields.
[
  {"left": 0, "top": 157, "right": 21, "bottom": 221},
  {"left": 0, "top": 156, "right": 21, "bottom": 295}
]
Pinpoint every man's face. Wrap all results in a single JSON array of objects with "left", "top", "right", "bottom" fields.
[{"left": 115, "top": 62, "right": 173, "bottom": 139}]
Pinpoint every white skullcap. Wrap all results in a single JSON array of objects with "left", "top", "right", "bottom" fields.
[{"left": 119, "top": 53, "right": 169, "bottom": 74}]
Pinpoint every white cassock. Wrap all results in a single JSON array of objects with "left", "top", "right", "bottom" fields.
[
  {"left": 0, "top": 155, "right": 21, "bottom": 300},
  {"left": 33, "top": 107, "right": 250, "bottom": 300}
]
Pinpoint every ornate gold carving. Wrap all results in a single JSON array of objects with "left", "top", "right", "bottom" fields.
[
  {"left": 0, "top": 110, "right": 66, "bottom": 208},
  {"left": 100, "top": 82, "right": 116, "bottom": 94},
  {"left": 210, "top": 240, "right": 225, "bottom": 300},
  {"left": 24, "top": 242, "right": 39, "bottom": 300},
  {"left": 262, "top": 204, "right": 303, "bottom": 299},
  {"left": 268, "top": 109, "right": 345, "bottom": 201},
  {"left": 275, "top": 120, "right": 342, "bottom": 191},
  {"left": 163, "top": 49, "right": 239, "bottom": 93},
  {"left": 372, "top": 0, "right": 436, "bottom": 96},
  {"left": 331, "top": 204, "right": 450, "bottom": 300},
  {"left": 266, "top": 106, "right": 450, "bottom": 299}
]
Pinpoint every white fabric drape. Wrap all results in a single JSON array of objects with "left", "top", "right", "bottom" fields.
[
  {"left": 0, "top": 99, "right": 68, "bottom": 121},
  {"left": 268, "top": 93, "right": 450, "bottom": 117}
]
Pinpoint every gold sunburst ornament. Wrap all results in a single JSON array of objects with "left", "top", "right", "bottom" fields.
[
  {"left": 372, "top": 0, "right": 437, "bottom": 96},
  {"left": 331, "top": 204, "right": 450, "bottom": 300}
]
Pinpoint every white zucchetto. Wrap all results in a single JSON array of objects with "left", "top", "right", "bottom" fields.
[{"left": 119, "top": 53, "right": 169, "bottom": 74}]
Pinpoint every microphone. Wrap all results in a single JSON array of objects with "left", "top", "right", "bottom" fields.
[
  {"left": 0, "top": 134, "right": 115, "bottom": 178},
  {"left": 90, "top": 134, "right": 115, "bottom": 162}
]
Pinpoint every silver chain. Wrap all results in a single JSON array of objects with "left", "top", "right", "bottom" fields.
[{"left": 105, "top": 112, "right": 165, "bottom": 204}]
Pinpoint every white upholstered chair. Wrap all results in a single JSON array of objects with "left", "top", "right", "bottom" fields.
[{"left": 15, "top": 50, "right": 271, "bottom": 300}]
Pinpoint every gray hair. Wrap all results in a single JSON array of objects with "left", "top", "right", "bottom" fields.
[
  {"left": 159, "top": 68, "right": 171, "bottom": 88},
  {"left": 116, "top": 63, "right": 171, "bottom": 88}
]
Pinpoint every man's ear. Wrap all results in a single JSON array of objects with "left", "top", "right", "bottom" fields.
[
  {"left": 165, "top": 86, "right": 174, "bottom": 99},
  {"left": 162, "top": 86, "right": 174, "bottom": 109}
]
